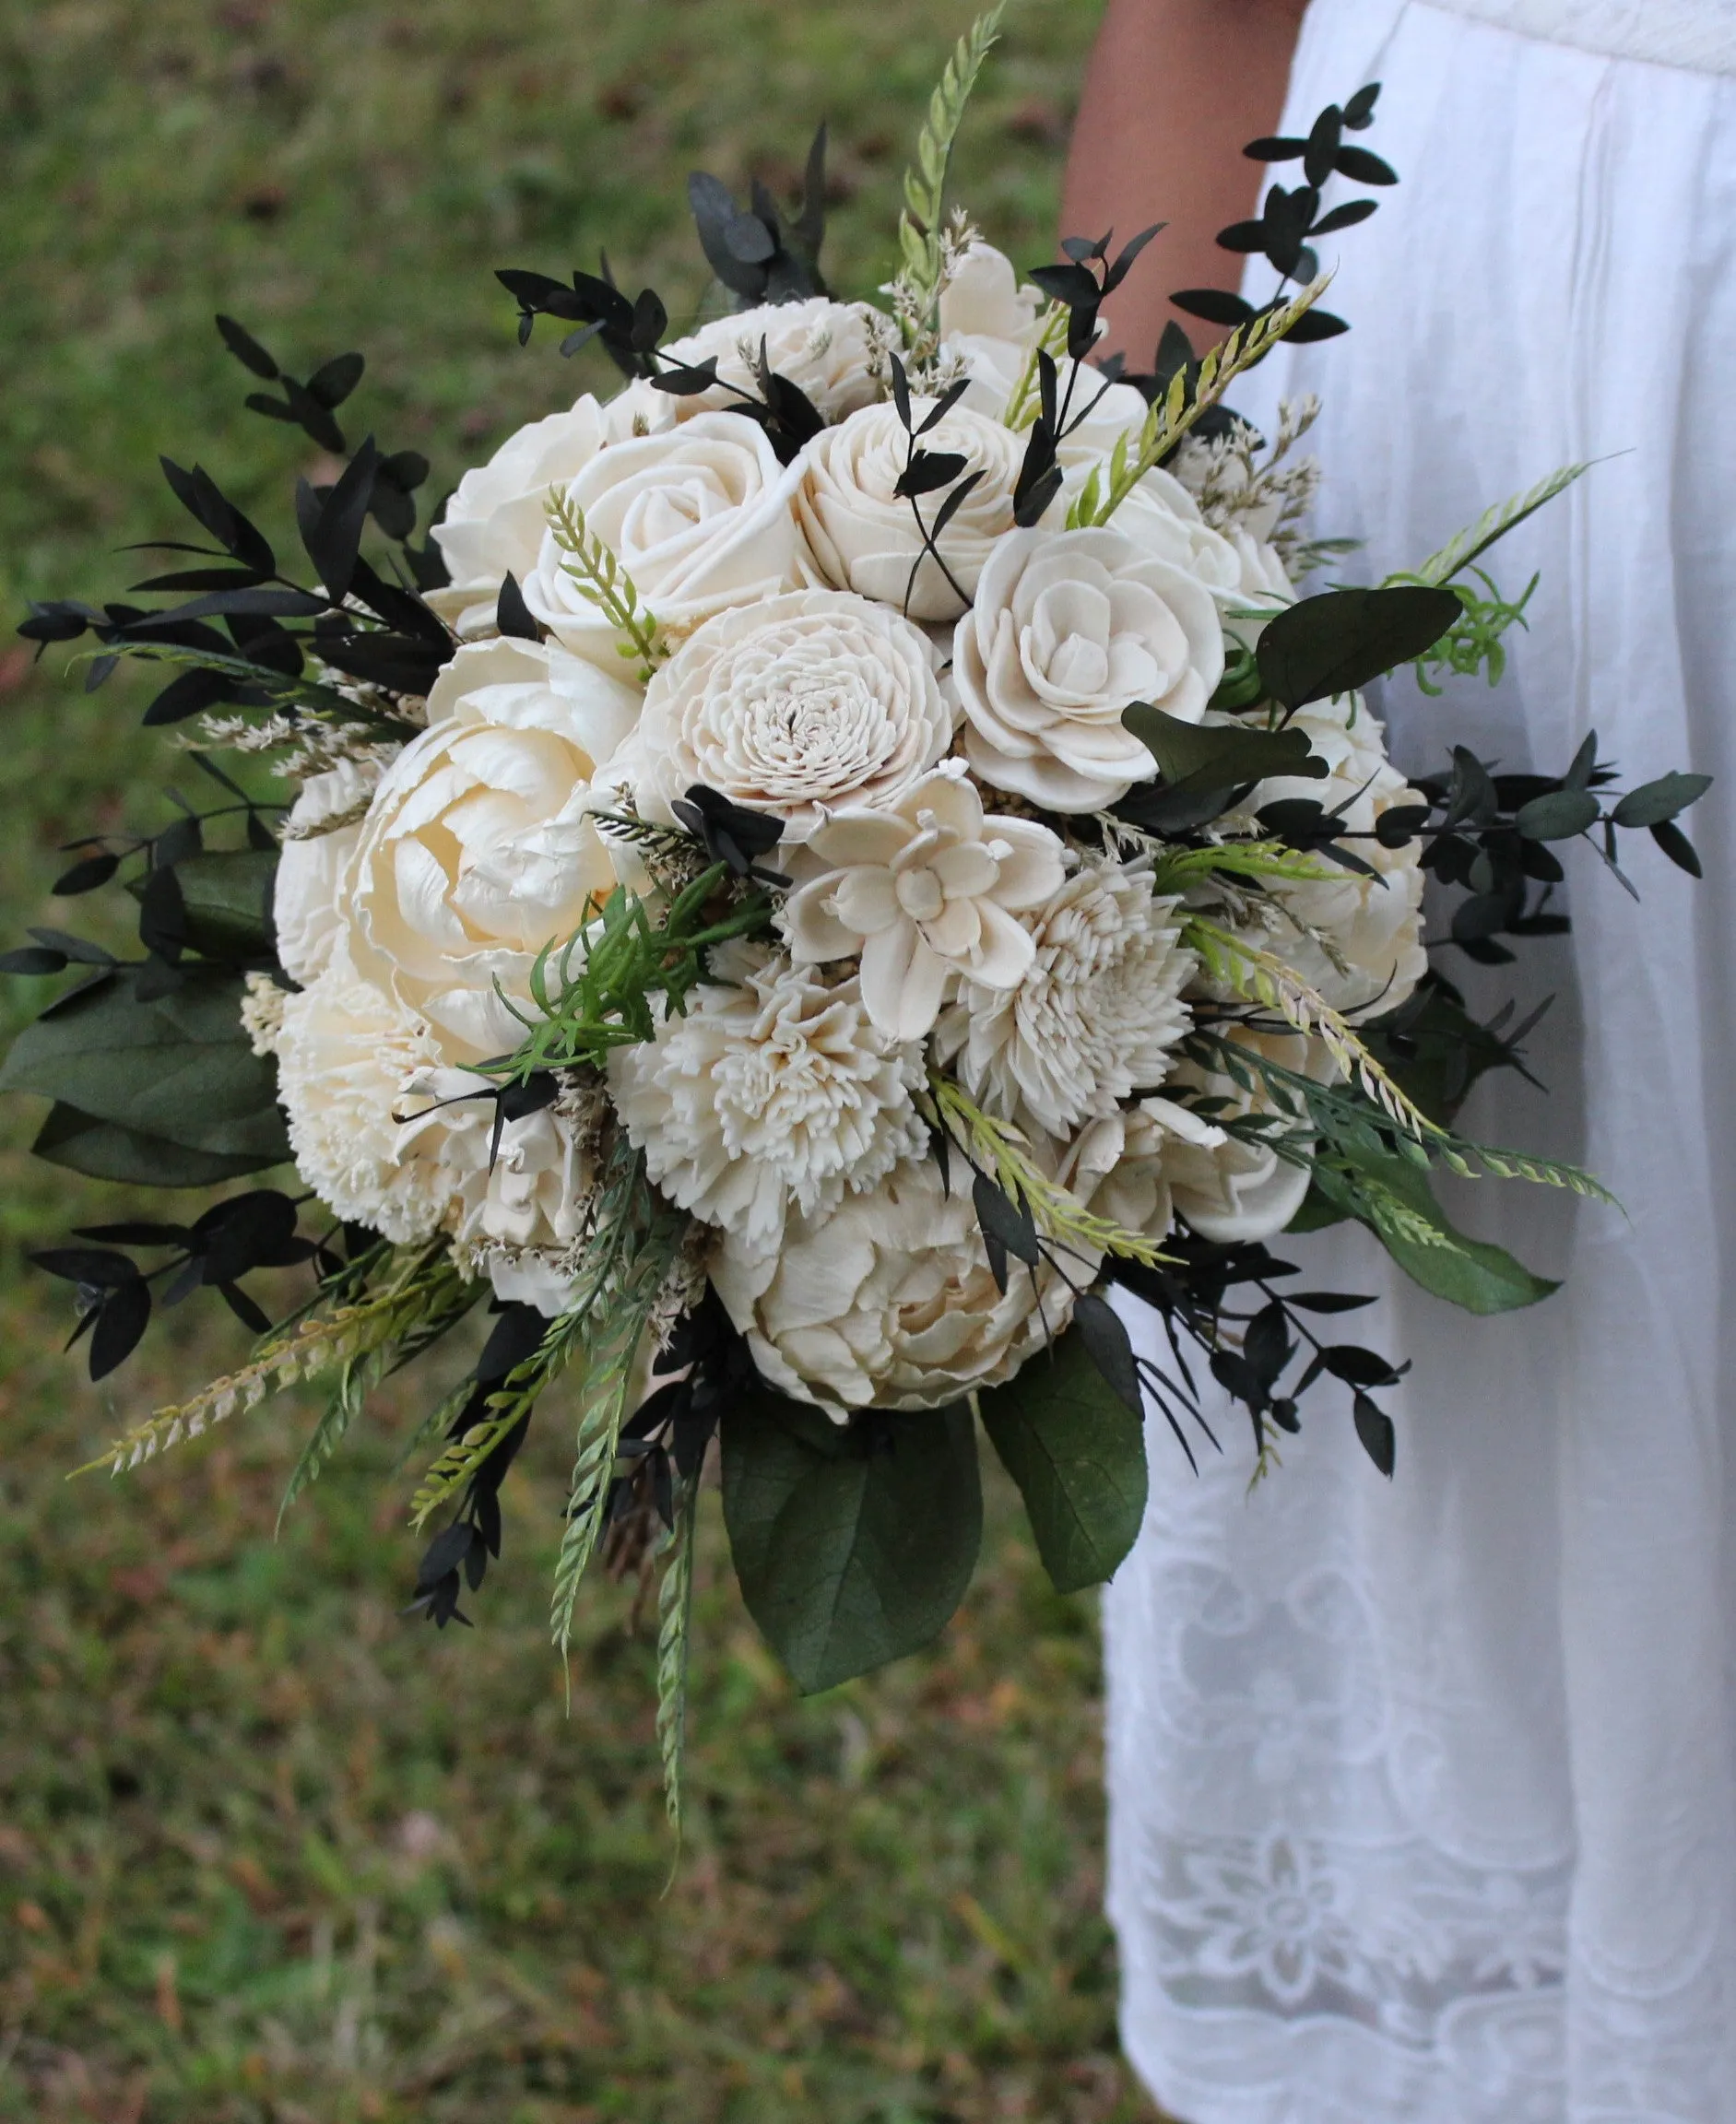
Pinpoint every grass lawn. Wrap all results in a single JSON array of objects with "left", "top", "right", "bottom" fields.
[{"left": 0, "top": 0, "right": 1173, "bottom": 2117}]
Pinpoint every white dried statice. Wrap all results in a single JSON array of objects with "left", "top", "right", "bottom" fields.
[
  {"left": 607, "top": 940, "right": 927, "bottom": 1250},
  {"left": 240, "top": 971, "right": 287, "bottom": 1057},
  {"left": 934, "top": 856, "right": 1195, "bottom": 1139},
  {"left": 712, "top": 1152, "right": 1077, "bottom": 1417}
]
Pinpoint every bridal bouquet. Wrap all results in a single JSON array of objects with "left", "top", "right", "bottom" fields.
[{"left": 6, "top": 6, "right": 1707, "bottom": 1819}]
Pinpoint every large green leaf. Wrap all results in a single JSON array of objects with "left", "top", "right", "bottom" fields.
[
  {"left": 721, "top": 1386, "right": 982, "bottom": 1695},
  {"left": 1316, "top": 1148, "right": 1558, "bottom": 1315},
  {"left": 1122, "top": 702, "right": 1327, "bottom": 790},
  {"left": 1257, "top": 585, "right": 1463, "bottom": 709},
  {"left": 0, "top": 968, "right": 288, "bottom": 1162},
  {"left": 177, "top": 847, "right": 279, "bottom": 959},
  {"left": 30, "top": 1102, "right": 280, "bottom": 1187},
  {"left": 979, "top": 1330, "right": 1148, "bottom": 1593}
]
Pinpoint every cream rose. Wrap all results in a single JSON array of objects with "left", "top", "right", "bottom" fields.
[
  {"left": 654, "top": 297, "right": 887, "bottom": 424},
  {"left": 347, "top": 636, "right": 635, "bottom": 1058},
  {"left": 522, "top": 410, "right": 810, "bottom": 668},
  {"left": 712, "top": 1152, "right": 1080, "bottom": 1416},
  {"left": 1095, "top": 466, "right": 1246, "bottom": 598},
  {"left": 619, "top": 589, "right": 954, "bottom": 844},
  {"left": 429, "top": 395, "right": 624, "bottom": 637},
  {"left": 796, "top": 396, "right": 1035, "bottom": 623},
  {"left": 954, "top": 525, "right": 1225, "bottom": 811}
]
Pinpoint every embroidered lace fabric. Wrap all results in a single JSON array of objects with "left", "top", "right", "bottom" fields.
[
  {"left": 1420, "top": 0, "right": 1736, "bottom": 75},
  {"left": 1104, "top": 6, "right": 1736, "bottom": 2119}
]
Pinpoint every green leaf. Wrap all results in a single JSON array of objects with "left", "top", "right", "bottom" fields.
[
  {"left": 1257, "top": 585, "right": 1463, "bottom": 709},
  {"left": 175, "top": 847, "right": 279, "bottom": 958},
  {"left": 0, "top": 967, "right": 288, "bottom": 1162},
  {"left": 721, "top": 1386, "right": 982, "bottom": 1694},
  {"left": 30, "top": 1101, "right": 280, "bottom": 1186},
  {"left": 1121, "top": 702, "right": 1328, "bottom": 789},
  {"left": 1515, "top": 789, "right": 1600, "bottom": 841},
  {"left": 1611, "top": 772, "right": 1713, "bottom": 830},
  {"left": 978, "top": 1330, "right": 1148, "bottom": 1594},
  {"left": 1316, "top": 1149, "right": 1559, "bottom": 1315}
]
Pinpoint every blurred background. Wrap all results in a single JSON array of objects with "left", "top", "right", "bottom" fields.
[{"left": 0, "top": 2, "right": 1172, "bottom": 2119}]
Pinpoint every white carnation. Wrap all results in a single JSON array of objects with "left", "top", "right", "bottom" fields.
[
  {"left": 348, "top": 636, "right": 634, "bottom": 1058},
  {"left": 712, "top": 1152, "right": 1078, "bottom": 1417},
  {"left": 429, "top": 395, "right": 629, "bottom": 637},
  {"left": 934, "top": 856, "right": 1194, "bottom": 1139},
  {"left": 522, "top": 410, "right": 810, "bottom": 668},
  {"left": 953, "top": 525, "right": 1225, "bottom": 811},
  {"left": 620, "top": 589, "right": 954, "bottom": 844},
  {"left": 608, "top": 940, "right": 927, "bottom": 1250},
  {"left": 275, "top": 948, "right": 452, "bottom": 1244},
  {"left": 796, "top": 395, "right": 1037, "bottom": 622}
]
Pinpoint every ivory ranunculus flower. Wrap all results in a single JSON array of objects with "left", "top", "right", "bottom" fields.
[
  {"left": 784, "top": 767, "right": 1069, "bottom": 1041},
  {"left": 620, "top": 589, "right": 954, "bottom": 844},
  {"left": 1234, "top": 694, "right": 1427, "bottom": 1017},
  {"left": 711, "top": 1153, "right": 1080, "bottom": 1416},
  {"left": 347, "top": 636, "right": 635, "bottom": 1058},
  {"left": 796, "top": 396, "right": 1034, "bottom": 622},
  {"left": 429, "top": 395, "right": 624, "bottom": 637},
  {"left": 607, "top": 941, "right": 927, "bottom": 1250},
  {"left": 273, "top": 754, "right": 384, "bottom": 986},
  {"left": 933, "top": 856, "right": 1194, "bottom": 1138},
  {"left": 954, "top": 525, "right": 1224, "bottom": 810},
  {"left": 523, "top": 410, "right": 810, "bottom": 669}
]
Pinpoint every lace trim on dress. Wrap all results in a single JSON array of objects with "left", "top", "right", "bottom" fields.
[{"left": 1417, "top": 0, "right": 1736, "bottom": 75}]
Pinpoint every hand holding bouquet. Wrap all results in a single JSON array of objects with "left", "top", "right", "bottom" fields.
[{"left": 6, "top": 6, "right": 1708, "bottom": 1828}]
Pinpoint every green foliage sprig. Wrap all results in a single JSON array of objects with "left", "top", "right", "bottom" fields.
[
  {"left": 544, "top": 488, "right": 669, "bottom": 681},
  {"left": 894, "top": 2, "right": 1009, "bottom": 353}
]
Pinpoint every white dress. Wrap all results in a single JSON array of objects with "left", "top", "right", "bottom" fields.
[{"left": 1104, "top": 5, "right": 1736, "bottom": 2120}]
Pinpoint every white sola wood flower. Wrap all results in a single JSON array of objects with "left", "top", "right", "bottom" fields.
[
  {"left": 712, "top": 1153, "right": 1078, "bottom": 1417},
  {"left": 784, "top": 766, "right": 1068, "bottom": 1042},
  {"left": 607, "top": 940, "right": 927, "bottom": 1249},
  {"left": 619, "top": 588, "right": 954, "bottom": 844},
  {"left": 934, "top": 856, "right": 1195, "bottom": 1139},
  {"left": 954, "top": 525, "right": 1223, "bottom": 811}
]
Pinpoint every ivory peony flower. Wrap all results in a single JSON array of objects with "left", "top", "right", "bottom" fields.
[
  {"left": 1232, "top": 694, "right": 1427, "bottom": 1017},
  {"left": 933, "top": 856, "right": 1194, "bottom": 1139},
  {"left": 1159, "top": 1031, "right": 1333, "bottom": 1244},
  {"left": 347, "top": 636, "right": 634, "bottom": 1058},
  {"left": 619, "top": 589, "right": 954, "bottom": 844},
  {"left": 795, "top": 396, "right": 1035, "bottom": 622},
  {"left": 607, "top": 941, "right": 927, "bottom": 1249},
  {"left": 953, "top": 525, "right": 1225, "bottom": 811},
  {"left": 712, "top": 1152, "right": 1079, "bottom": 1416},
  {"left": 429, "top": 395, "right": 625, "bottom": 636},
  {"left": 523, "top": 410, "right": 810, "bottom": 668},
  {"left": 273, "top": 753, "right": 384, "bottom": 986},
  {"left": 784, "top": 767, "right": 1069, "bottom": 1041},
  {"left": 654, "top": 297, "right": 888, "bottom": 423}
]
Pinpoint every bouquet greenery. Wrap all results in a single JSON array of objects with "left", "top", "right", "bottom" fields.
[{"left": 6, "top": 4, "right": 1707, "bottom": 1830}]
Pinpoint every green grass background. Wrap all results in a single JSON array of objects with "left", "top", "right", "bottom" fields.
[{"left": 0, "top": 2, "right": 1176, "bottom": 2118}]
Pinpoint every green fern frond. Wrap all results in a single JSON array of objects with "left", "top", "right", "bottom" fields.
[{"left": 544, "top": 488, "right": 668, "bottom": 680}]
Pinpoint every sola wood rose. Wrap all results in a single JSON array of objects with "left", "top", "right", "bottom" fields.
[{"left": 14, "top": 30, "right": 1688, "bottom": 1740}]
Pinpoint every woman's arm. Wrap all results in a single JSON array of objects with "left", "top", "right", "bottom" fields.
[{"left": 1061, "top": 0, "right": 1309, "bottom": 362}]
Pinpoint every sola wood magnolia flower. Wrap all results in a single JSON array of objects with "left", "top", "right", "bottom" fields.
[
  {"left": 2, "top": 6, "right": 1707, "bottom": 1769},
  {"left": 784, "top": 768, "right": 1068, "bottom": 1039}
]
